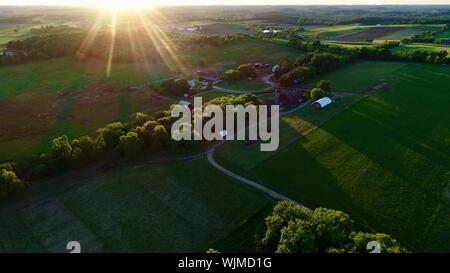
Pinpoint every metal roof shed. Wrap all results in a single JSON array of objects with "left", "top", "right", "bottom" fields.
[{"left": 313, "top": 97, "right": 332, "bottom": 109}]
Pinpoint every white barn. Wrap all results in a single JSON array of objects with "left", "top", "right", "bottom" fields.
[{"left": 313, "top": 97, "right": 332, "bottom": 109}]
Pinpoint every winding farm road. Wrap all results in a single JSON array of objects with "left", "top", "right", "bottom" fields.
[
  {"left": 207, "top": 148, "right": 299, "bottom": 204},
  {"left": 204, "top": 101, "right": 313, "bottom": 207}
]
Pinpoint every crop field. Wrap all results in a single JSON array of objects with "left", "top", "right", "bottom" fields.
[
  {"left": 300, "top": 25, "right": 368, "bottom": 39},
  {"left": 215, "top": 61, "right": 450, "bottom": 252},
  {"left": 379, "top": 25, "right": 446, "bottom": 40},
  {"left": 309, "top": 24, "right": 445, "bottom": 41},
  {"left": 0, "top": 157, "right": 271, "bottom": 252},
  {"left": 335, "top": 27, "right": 403, "bottom": 42}
]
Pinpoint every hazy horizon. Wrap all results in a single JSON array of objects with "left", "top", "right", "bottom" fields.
[{"left": 0, "top": 0, "right": 450, "bottom": 8}]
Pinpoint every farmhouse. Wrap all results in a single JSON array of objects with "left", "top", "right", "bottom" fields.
[{"left": 312, "top": 97, "right": 332, "bottom": 109}]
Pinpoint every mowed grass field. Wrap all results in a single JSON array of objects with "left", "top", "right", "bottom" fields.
[
  {"left": 391, "top": 43, "right": 450, "bottom": 54},
  {"left": 215, "top": 61, "right": 450, "bottom": 252},
  {"left": 0, "top": 37, "right": 302, "bottom": 162},
  {"left": 0, "top": 157, "right": 271, "bottom": 252},
  {"left": 306, "top": 60, "right": 407, "bottom": 93}
]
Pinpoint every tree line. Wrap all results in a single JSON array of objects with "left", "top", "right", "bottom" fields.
[
  {"left": 257, "top": 201, "right": 407, "bottom": 253},
  {"left": 0, "top": 93, "right": 259, "bottom": 199}
]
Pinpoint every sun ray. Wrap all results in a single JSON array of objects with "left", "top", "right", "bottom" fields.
[
  {"left": 106, "top": 11, "right": 118, "bottom": 78},
  {"left": 135, "top": 10, "right": 189, "bottom": 76},
  {"left": 77, "top": 11, "right": 106, "bottom": 57}
]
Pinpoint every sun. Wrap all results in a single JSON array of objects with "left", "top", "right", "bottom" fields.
[{"left": 92, "top": 0, "right": 154, "bottom": 11}]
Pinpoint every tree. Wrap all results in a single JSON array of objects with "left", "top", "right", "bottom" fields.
[
  {"left": 237, "top": 63, "right": 258, "bottom": 78},
  {"left": 71, "top": 135, "right": 95, "bottom": 159},
  {"left": 174, "top": 78, "right": 191, "bottom": 94},
  {"left": 311, "top": 207, "right": 354, "bottom": 251},
  {"left": 0, "top": 169, "right": 25, "bottom": 198},
  {"left": 276, "top": 219, "right": 318, "bottom": 253},
  {"left": 261, "top": 201, "right": 312, "bottom": 252},
  {"left": 119, "top": 132, "right": 144, "bottom": 158},
  {"left": 259, "top": 201, "right": 406, "bottom": 253},
  {"left": 311, "top": 88, "right": 326, "bottom": 100},
  {"left": 223, "top": 69, "right": 240, "bottom": 82},
  {"left": 346, "top": 232, "right": 408, "bottom": 253},
  {"left": 97, "top": 122, "right": 125, "bottom": 148},
  {"left": 134, "top": 112, "right": 150, "bottom": 127},
  {"left": 50, "top": 135, "right": 72, "bottom": 163},
  {"left": 317, "top": 80, "right": 331, "bottom": 92}
]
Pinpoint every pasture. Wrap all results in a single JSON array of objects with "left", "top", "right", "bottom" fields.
[
  {"left": 0, "top": 157, "right": 271, "bottom": 252},
  {"left": 215, "top": 61, "right": 450, "bottom": 252},
  {"left": 305, "top": 61, "right": 407, "bottom": 93},
  {"left": 0, "top": 37, "right": 302, "bottom": 161}
]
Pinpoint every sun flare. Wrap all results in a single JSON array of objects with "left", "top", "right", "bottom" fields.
[{"left": 92, "top": 0, "right": 155, "bottom": 11}]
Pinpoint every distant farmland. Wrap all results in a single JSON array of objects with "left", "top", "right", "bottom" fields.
[
  {"left": 215, "top": 61, "right": 450, "bottom": 252},
  {"left": 335, "top": 27, "right": 403, "bottom": 42}
]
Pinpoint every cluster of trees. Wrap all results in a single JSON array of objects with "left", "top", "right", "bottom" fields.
[
  {"left": 223, "top": 63, "right": 258, "bottom": 82},
  {"left": 0, "top": 93, "right": 260, "bottom": 197},
  {"left": 1, "top": 109, "right": 173, "bottom": 186},
  {"left": 276, "top": 52, "right": 351, "bottom": 87},
  {"left": 160, "top": 78, "right": 192, "bottom": 96},
  {"left": 310, "top": 80, "right": 331, "bottom": 100},
  {"left": 0, "top": 164, "right": 25, "bottom": 199},
  {"left": 0, "top": 25, "right": 248, "bottom": 66},
  {"left": 1, "top": 31, "right": 86, "bottom": 64},
  {"left": 175, "top": 33, "right": 245, "bottom": 48},
  {"left": 401, "top": 31, "right": 436, "bottom": 44},
  {"left": 258, "top": 201, "right": 407, "bottom": 253},
  {"left": 205, "top": 93, "right": 260, "bottom": 109}
]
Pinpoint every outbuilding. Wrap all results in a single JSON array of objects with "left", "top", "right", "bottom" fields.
[{"left": 312, "top": 97, "right": 332, "bottom": 109}]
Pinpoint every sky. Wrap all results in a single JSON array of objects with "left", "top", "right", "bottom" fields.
[{"left": 0, "top": 0, "right": 449, "bottom": 7}]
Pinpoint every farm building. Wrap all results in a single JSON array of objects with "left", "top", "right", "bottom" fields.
[
  {"left": 312, "top": 97, "right": 332, "bottom": 109},
  {"left": 274, "top": 89, "right": 304, "bottom": 107},
  {"left": 197, "top": 69, "right": 221, "bottom": 84}
]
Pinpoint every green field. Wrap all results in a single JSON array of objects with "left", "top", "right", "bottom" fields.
[
  {"left": 0, "top": 37, "right": 302, "bottom": 161},
  {"left": 0, "top": 157, "right": 271, "bottom": 252},
  {"left": 306, "top": 61, "right": 407, "bottom": 93},
  {"left": 217, "top": 79, "right": 270, "bottom": 92},
  {"left": 215, "top": 61, "right": 450, "bottom": 252},
  {"left": 300, "top": 25, "right": 367, "bottom": 39},
  {"left": 185, "top": 37, "right": 301, "bottom": 70},
  {"left": 391, "top": 43, "right": 450, "bottom": 54},
  {"left": 435, "top": 31, "right": 450, "bottom": 39}
]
